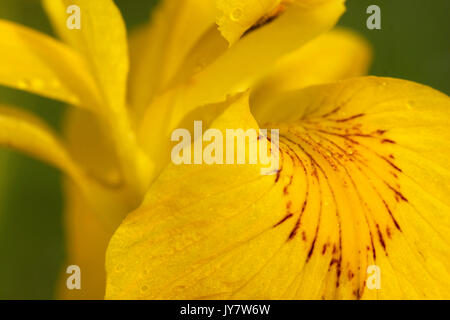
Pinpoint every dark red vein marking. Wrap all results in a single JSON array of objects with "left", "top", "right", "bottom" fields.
[
  {"left": 334, "top": 113, "right": 365, "bottom": 123},
  {"left": 273, "top": 213, "right": 294, "bottom": 227},
  {"left": 376, "top": 223, "right": 388, "bottom": 255}
]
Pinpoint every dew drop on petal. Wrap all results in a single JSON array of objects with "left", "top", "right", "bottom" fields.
[
  {"left": 68, "top": 94, "right": 81, "bottom": 105},
  {"left": 405, "top": 101, "right": 413, "bottom": 110},
  {"left": 31, "top": 78, "right": 44, "bottom": 90},
  {"left": 230, "top": 8, "right": 243, "bottom": 21},
  {"left": 115, "top": 263, "right": 124, "bottom": 272},
  {"left": 17, "top": 79, "right": 29, "bottom": 89},
  {"left": 50, "top": 78, "right": 62, "bottom": 89},
  {"left": 140, "top": 284, "right": 149, "bottom": 293}
]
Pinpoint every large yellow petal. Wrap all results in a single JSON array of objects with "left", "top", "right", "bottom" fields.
[
  {"left": 0, "top": 20, "right": 102, "bottom": 110},
  {"left": 251, "top": 28, "right": 372, "bottom": 117},
  {"left": 106, "top": 77, "right": 450, "bottom": 299},
  {"left": 127, "top": 0, "right": 216, "bottom": 118}
]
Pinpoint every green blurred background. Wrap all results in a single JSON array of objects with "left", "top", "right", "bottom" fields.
[{"left": 0, "top": 0, "right": 448, "bottom": 299}]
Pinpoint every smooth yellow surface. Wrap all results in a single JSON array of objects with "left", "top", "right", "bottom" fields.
[
  {"left": 251, "top": 28, "right": 372, "bottom": 120},
  {"left": 127, "top": 0, "right": 216, "bottom": 118},
  {"left": 57, "top": 180, "right": 113, "bottom": 300}
]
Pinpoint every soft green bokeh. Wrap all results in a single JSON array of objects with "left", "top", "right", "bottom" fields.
[
  {"left": 0, "top": 0, "right": 65, "bottom": 300},
  {"left": 0, "top": 0, "right": 448, "bottom": 299},
  {"left": 339, "top": 0, "right": 450, "bottom": 94}
]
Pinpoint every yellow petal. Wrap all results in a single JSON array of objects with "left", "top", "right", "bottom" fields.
[
  {"left": 56, "top": 106, "right": 158, "bottom": 299},
  {"left": 138, "top": 88, "right": 236, "bottom": 177},
  {"left": 106, "top": 77, "right": 450, "bottom": 299},
  {"left": 56, "top": 180, "right": 113, "bottom": 300},
  {"left": 128, "top": 0, "right": 216, "bottom": 118},
  {"left": 56, "top": 108, "right": 128, "bottom": 300},
  {"left": 217, "top": 0, "right": 340, "bottom": 45},
  {"left": 63, "top": 108, "right": 121, "bottom": 189},
  {"left": 185, "top": 0, "right": 345, "bottom": 109},
  {"left": 216, "top": 0, "right": 284, "bottom": 45},
  {"left": 139, "top": 0, "right": 345, "bottom": 158},
  {"left": 0, "top": 104, "right": 132, "bottom": 231},
  {"left": 43, "top": 0, "right": 153, "bottom": 197},
  {"left": 62, "top": 108, "right": 146, "bottom": 230},
  {"left": 251, "top": 28, "right": 372, "bottom": 120},
  {"left": 137, "top": 0, "right": 346, "bottom": 181},
  {"left": 42, "top": 0, "right": 129, "bottom": 113},
  {"left": 0, "top": 104, "right": 85, "bottom": 184},
  {"left": 0, "top": 20, "right": 101, "bottom": 110}
]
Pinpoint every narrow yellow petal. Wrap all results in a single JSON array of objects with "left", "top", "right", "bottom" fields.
[
  {"left": 216, "top": 0, "right": 341, "bottom": 45},
  {"left": 63, "top": 108, "right": 121, "bottom": 188},
  {"left": 137, "top": 88, "right": 234, "bottom": 177},
  {"left": 0, "top": 105, "right": 132, "bottom": 230},
  {"left": 62, "top": 108, "right": 148, "bottom": 230},
  {"left": 182, "top": 0, "right": 345, "bottom": 110},
  {"left": 106, "top": 77, "right": 450, "bottom": 299},
  {"left": 216, "top": 0, "right": 284, "bottom": 45},
  {"left": 57, "top": 180, "right": 113, "bottom": 300},
  {"left": 43, "top": 0, "right": 153, "bottom": 197},
  {"left": 0, "top": 104, "right": 85, "bottom": 183},
  {"left": 139, "top": 0, "right": 346, "bottom": 160},
  {"left": 128, "top": 0, "right": 216, "bottom": 117},
  {"left": 0, "top": 20, "right": 101, "bottom": 110},
  {"left": 42, "top": 0, "right": 129, "bottom": 113},
  {"left": 251, "top": 28, "right": 372, "bottom": 120}
]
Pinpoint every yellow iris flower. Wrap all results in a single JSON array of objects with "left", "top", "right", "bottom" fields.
[{"left": 0, "top": 0, "right": 449, "bottom": 300}]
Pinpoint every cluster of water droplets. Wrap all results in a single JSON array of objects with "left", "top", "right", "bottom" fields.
[{"left": 16, "top": 77, "right": 80, "bottom": 105}]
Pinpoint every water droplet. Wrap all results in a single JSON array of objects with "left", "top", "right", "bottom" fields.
[
  {"left": 194, "top": 58, "right": 207, "bottom": 73},
  {"left": 230, "top": 8, "right": 243, "bottom": 21},
  {"left": 17, "top": 79, "right": 29, "bottom": 89},
  {"left": 68, "top": 94, "right": 81, "bottom": 105},
  {"left": 405, "top": 101, "right": 413, "bottom": 110},
  {"left": 115, "top": 263, "right": 124, "bottom": 272},
  {"left": 140, "top": 284, "right": 149, "bottom": 292},
  {"left": 31, "top": 78, "right": 44, "bottom": 90},
  {"left": 50, "top": 78, "right": 62, "bottom": 89}
]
